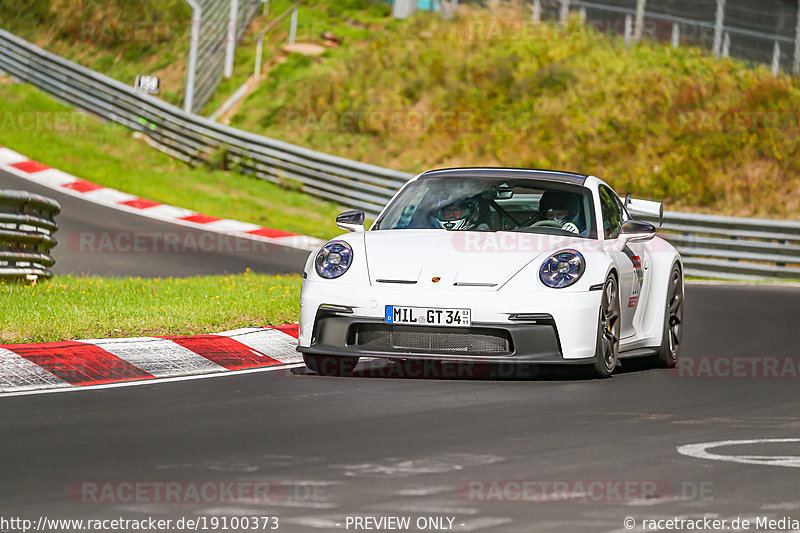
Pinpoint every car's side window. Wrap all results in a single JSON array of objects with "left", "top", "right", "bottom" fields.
[{"left": 599, "top": 186, "right": 623, "bottom": 239}]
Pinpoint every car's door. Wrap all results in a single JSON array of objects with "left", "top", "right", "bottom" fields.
[
  {"left": 598, "top": 185, "right": 641, "bottom": 339},
  {"left": 613, "top": 191, "right": 651, "bottom": 335}
]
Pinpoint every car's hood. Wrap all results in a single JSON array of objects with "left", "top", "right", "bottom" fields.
[{"left": 364, "top": 229, "right": 587, "bottom": 289}]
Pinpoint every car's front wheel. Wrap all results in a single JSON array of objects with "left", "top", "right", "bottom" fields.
[
  {"left": 303, "top": 354, "right": 360, "bottom": 376},
  {"left": 591, "top": 273, "right": 621, "bottom": 378}
]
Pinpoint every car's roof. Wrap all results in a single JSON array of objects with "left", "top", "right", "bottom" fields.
[{"left": 416, "top": 167, "right": 590, "bottom": 185}]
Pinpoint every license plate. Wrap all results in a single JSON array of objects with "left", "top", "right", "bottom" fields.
[{"left": 385, "top": 306, "right": 471, "bottom": 327}]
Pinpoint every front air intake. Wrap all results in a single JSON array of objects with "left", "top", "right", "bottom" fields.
[{"left": 349, "top": 324, "right": 512, "bottom": 355}]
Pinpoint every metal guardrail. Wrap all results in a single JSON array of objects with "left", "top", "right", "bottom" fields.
[
  {"left": 1, "top": 29, "right": 799, "bottom": 280},
  {"left": 0, "top": 190, "right": 61, "bottom": 281},
  {"left": 634, "top": 211, "right": 800, "bottom": 280}
]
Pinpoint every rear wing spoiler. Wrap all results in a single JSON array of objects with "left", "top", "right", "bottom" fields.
[{"left": 621, "top": 193, "right": 664, "bottom": 227}]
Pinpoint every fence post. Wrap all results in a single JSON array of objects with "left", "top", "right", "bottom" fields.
[
  {"left": 393, "top": 0, "right": 416, "bottom": 19},
  {"left": 263, "top": 0, "right": 270, "bottom": 16},
  {"left": 255, "top": 35, "right": 264, "bottom": 77},
  {"left": 722, "top": 32, "right": 730, "bottom": 58},
  {"left": 671, "top": 22, "right": 680, "bottom": 48},
  {"left": 225, "top": 0, "right": 239, "bottom": 79},
  {"left": 184, "top": 0, "right": 202, "bottom": 113},
  {"left": 559, "top": 0, "right": 570, "bottom": 23},
  {"left": 772, "top": 41, "right": 781, "bottom": 76},
  {"left": 713, "top": 0, "right": 726, "bottom": 57},
  {"left": 532, "top": 0, "right": 541, "bottom": 23},
  {"left": 634, "top": 0, "right": 646, "bottom": 41},
  {"left": 624, "top": 14, "right": 632, "bottom": 45},
  {"left": 289, "top": 6, "right": 298, "bottom": 45},
  {"left": 794, "top": 0, "right": 800, "bottom": 74},
  {"left": 440, "top": 0, "right": 455, "bottom": 20}
]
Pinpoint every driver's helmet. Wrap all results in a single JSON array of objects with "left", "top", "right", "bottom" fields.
[
  {"left": 435, "top": 198, "right": 479, "bottom": 231},
  {"left": 538, "top": 191, "right": 581, "bottom": 225}
]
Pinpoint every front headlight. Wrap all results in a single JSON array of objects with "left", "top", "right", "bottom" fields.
[
  {"left": 539, "top": 249, "right": 585, "bottom": 288},
  {"left": 315, "top": 241, "right": 353, "bottom": 279}
]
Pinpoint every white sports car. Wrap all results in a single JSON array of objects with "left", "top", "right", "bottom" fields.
[{"left": 298, "top": 168, "right": 684, "bottom": 378}]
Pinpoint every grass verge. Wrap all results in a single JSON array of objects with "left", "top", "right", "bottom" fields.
[
  {"left": 0, "top": 82, "right": 343, "bottom": 240},
  {"left": 0, "top": 272, "right": 301, "bottom": 344}
]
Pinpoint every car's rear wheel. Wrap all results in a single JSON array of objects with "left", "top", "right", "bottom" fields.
[
  {"left": 592, "top": 274, "right": 620, "bottom": 378},
  {"left": 303, "top": 354, "right": 360, "bottom": 376},
  {"left": 653, "top": 264, "right": 683, "bottom": 368}
]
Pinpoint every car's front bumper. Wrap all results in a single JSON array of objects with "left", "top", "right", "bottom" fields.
[
  {"left": 297, "top": 313, "right": 597, "bottom": 364},
  {"left": 298, "top": 278, "right": 603, "bottom": 363}
]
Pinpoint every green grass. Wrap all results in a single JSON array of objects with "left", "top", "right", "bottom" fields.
[
  {"left": 0, "top": 0, "right": 193, "bottom": 106},
  {"left": 0, "top": 273, "right": 301, "bottom": 344},
  {"left": 0, "top": 82, "right": 343, "bottom": 240},
  {"left": 229, "top": 4, "right": 800, "bottom": 221}
]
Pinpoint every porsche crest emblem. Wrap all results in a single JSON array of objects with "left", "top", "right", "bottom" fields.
[{"left": 431, "top": 277, "right": 441, "bottom": 283}]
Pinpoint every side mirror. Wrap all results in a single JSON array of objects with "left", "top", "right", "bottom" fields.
[
  {"left": 617, "top": 220, "right": 656, "bottom": 249},
  {"left": 336, "top": 210, "right": 366, "bottom": 233}
]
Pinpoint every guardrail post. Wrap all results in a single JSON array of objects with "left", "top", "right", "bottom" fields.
[
  {"left": 532, "top": 0, "right": 541, "bottom": 23},
  {"left": 794, "top": 0, "right": 800, "bottom": 74},
  {"left": 722, "top": 32, "right": 730, "bottom": 58},
  {"left": 772, "top": 41, "right": 781, "bottom": 75},
  {"left": 559, "top": 0, "right": 569, "bottom": 23},
  {"left": 713, "top": 0, "right": 726, "bottom": 57},
  {"left": 289, "top": 6, "right": 298, "bottom": 45},
  {"left": 225, "top": 0, "right": 239, "bottom": 79},
  {"left": 729, "top": 235, "right": 739, "bottom": 262},
  {"left": 634, "top": 0, "right": 646, "bottom": 41},
  {"left": 671, "top": 22, "right": 680, "bottom": 48},
  {"left": 184, "top": 0, "right": 202, "bottom": 113},
  {"left": 776, "top": 239, "right": 788, "bottom": 267}
]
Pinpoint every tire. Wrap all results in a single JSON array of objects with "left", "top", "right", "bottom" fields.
[
  {"left": 303, "top": 354, "right": 360, "bottom": 376},
  {"left": 591, "top": 273, "right": 621, "bottom": 378},
  {"left": 653, "top": 264, "right": 684, "bottom": 368}
]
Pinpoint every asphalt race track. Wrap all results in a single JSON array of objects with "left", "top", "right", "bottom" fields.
[
  {"left": 0, "top": 169, "right": 309, "bottom": 276},
  {"left": 1, "top": 283, "right": 799, "bottom": 532}
]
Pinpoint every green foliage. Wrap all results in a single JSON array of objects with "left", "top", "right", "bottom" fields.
[{"left": 231, "top": 6, "right": 800, "bottom": 219}]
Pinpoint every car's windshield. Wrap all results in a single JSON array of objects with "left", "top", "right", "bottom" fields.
[{"left": 374, "top": 177, "right": 597, "bottom": 238}]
